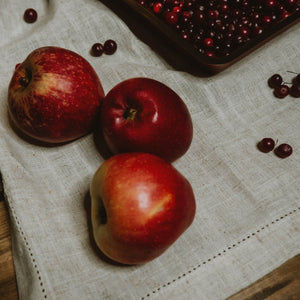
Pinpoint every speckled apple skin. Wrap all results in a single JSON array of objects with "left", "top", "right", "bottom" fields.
[
  {"left": 90, "top": 153, "right": 196, "bottom": 265},
  {"left": 8, "top": 46, "right": 105, "bottom": 144}
]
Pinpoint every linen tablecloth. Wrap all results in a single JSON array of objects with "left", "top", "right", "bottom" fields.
[{"left": 0, "top": 1, "right": 299, "bottom": 299}]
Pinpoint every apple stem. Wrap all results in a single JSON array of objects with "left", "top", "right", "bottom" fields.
[{"left": 123, "top": 107, "right": 138, "bottom": 120}]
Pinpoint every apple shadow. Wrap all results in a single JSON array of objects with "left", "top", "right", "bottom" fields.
[
  {"left": 83, "top": 190, "right": 135, "bottom": 267},
  {"left": 92, "top": 126, "right": 113, "bottom": 161}
]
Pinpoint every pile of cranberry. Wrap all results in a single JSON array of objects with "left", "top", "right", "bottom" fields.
[
  {"left": 136, "top": 0, "right": 299, "bottom": 58},
  {"left": 268, "top": 72, "right": 300, "bottom": 98}
]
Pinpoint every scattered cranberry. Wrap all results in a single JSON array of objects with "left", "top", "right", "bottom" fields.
[
  {"left": 268, "top": 71, "right": 300, "bottom": 98},
  {"left": 294, "top": 74, "right": 300, "bottom": 85},
  {"left": 290, "top": 84, "right": 300, "bottom": 97},
  {"left": 274, "top": 143, "right": 293, "bottom": 158},
  {"left": 274, "top": 84, "right": 290, "bottom": 98},
  {"left": 91, "top": 43, "right": 104, "bottom": 57},
  {"left": 257, "top": 138, "right": 275, "bottom": 153},
  {"left": 103, "top": 40, "right": 117, "bottom": 55},
  {"left": 24, "top": 8, "right": 38, "bottom": 23},
  {"left": 268, "top": 74, "right": 283, "bottom": 88}
]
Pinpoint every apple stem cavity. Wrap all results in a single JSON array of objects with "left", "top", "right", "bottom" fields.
[
  {"left": 19, "top": 69, "right": 32, "bottom": 88},
  {"left": 123, "top": 107, "right": 138, "bottom": 121},
  {"left": 19, "top": 77, "right": 30, "bottom": 88}
]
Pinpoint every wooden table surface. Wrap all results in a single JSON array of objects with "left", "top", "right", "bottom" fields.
[{"left": 0, "top": 196, "right": 299, "bottom": 299}]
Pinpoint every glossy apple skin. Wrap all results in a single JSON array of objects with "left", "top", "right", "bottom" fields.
[
  {"left": 98, "top": 78, "right": 193, "bottom": 162},
  {"left": 90, "top": 152, "right": 196, "bottom": 265},
  {"left": 8, "top": 46, "right": 105, "bottom": 144}
]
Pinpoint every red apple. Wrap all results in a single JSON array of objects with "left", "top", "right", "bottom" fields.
[
  {"left": 8, "top": 46, "right": 105, "bottom": 144},
  {"left": 90, "top": 152, "right": 196, "bottom": 264},
  {"left": 98, "top": 78, "right": 193, "bottom": 162}
]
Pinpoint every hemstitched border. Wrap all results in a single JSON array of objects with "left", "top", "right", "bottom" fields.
[
  {"left": 8, "top": 204, "right": 48, "bottom": 299},
  {"left": 140, "top": 206, "right": 300, "bottom": 300}
]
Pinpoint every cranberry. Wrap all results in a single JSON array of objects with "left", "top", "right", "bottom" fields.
[
  {"left": 204, "top": 37, "right": 214, "bottom": 47},
  {"left": 165, "top": 11, "right": 178, "bottom": 24},
  {"left": 290, "top": 84, "right": 300, "bottom": 97},
  {"left": 103, "top": 40, "right": 117, "bottom": 55},
  {"left": 257, "top": 138, "right": 275, "bottom": 153},
  {"left": 153, "top": 2, "right": 164, "bottom": 14},
  {"left": 238, "top": 27, "right": 250, "bottom": 39},
  {"left": 252, "top": 25, "right": 264, "bottom": 35},
  {"left": 184, "top": 0, "right": 196, "bottom": 10},
  {"left": 172, "top": 6, "right": 181, "bottom": 13},
  {"left": 193, "top": 10, "right": 205, "bottom": 25},
  {"left": 138, "top": 0, "right": 147, "bottom": 7},
  {"left": 220, "top": 4, "right": 229, "bottom": 13},
  {"left": 207, "top": 9, "right": 219, "bottom": 20},
  {"left": 268, "top": 74, "right": 283, "bottom": 88},
  {"left": 232, "top": 8, "right": 243, "bottom": 19},
  {"left": 193, "top": 33, "right": 203, "bottom": 45},
  {"left": 274, "top": 84, "right": 290, "bottom": 98},
  {"left": 265, "top": 0, "right": 277, "bottom": 9},
  {"left": 24, "top": 8, "right": 38, "bottom": 23},
  {"left": 251, "top": 11, "right": 261, "bottom": 21},
  {"left": 274, "top": 143, "right": 293, "bottom": 158},
  {"left": 286, "top": 0, "right": 298, "bottom": 9},
  {"left": 91, "top": 43, "right": 104, "bottom": 57},
  {"left": 205, "top": 50, "right": 215, "bottom": 57},
  {"left": 282, "top": 10, "right": 291, "bottom": 18},
  {"left": 293, "top": 73, "right": 300, "bottom": 85},
  {"left": 182, "top": 11, "right": 191, "bottom": 18},
  {"left": 181, "top": 30, "right": 190, "bottom": 40}
]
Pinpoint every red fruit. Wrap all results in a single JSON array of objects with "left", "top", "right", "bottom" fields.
[
  {"left": 290, "top": 84, "right": 300, "bottom": 97},
  {"left": 274, "top": 143, "right": 293, "bottom": 158},
  {"left": 24, "top": 8, "right": 38, "bottom": 23},
  {"left": 103, "top": 40, "right": 117, "bottom": 55},
  {"left": 8, "top": 46, "right": 105, "bottom": 144},
  {"left": 98, "top": 78, "right": 193, "bottom": 162},
  {"left": 90, "top": 152, "right": 196, "bottom": 264},
  {"left": 274, "top": 84, "right": 290, "bottom": 98},
  {"left": 153, "top": 2, "right": 164, "bottom": 13},
  {"left": 165, "top": 11, "right": 179, "bottom": 24},
  {"left": 294, "top": 74, "right": 300, "bottom": 85},
  {"left": 204, "top": 38, "right": 214, "bottom": 47},
  {"left": 91, "top": 43, "right": 104, "bottom": 57},
  {"left": 257, "top": 138, "right": 275, "bottom": 153},
  {"left": 268, "top": 74, "right": 283, "bottom": 88}
]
